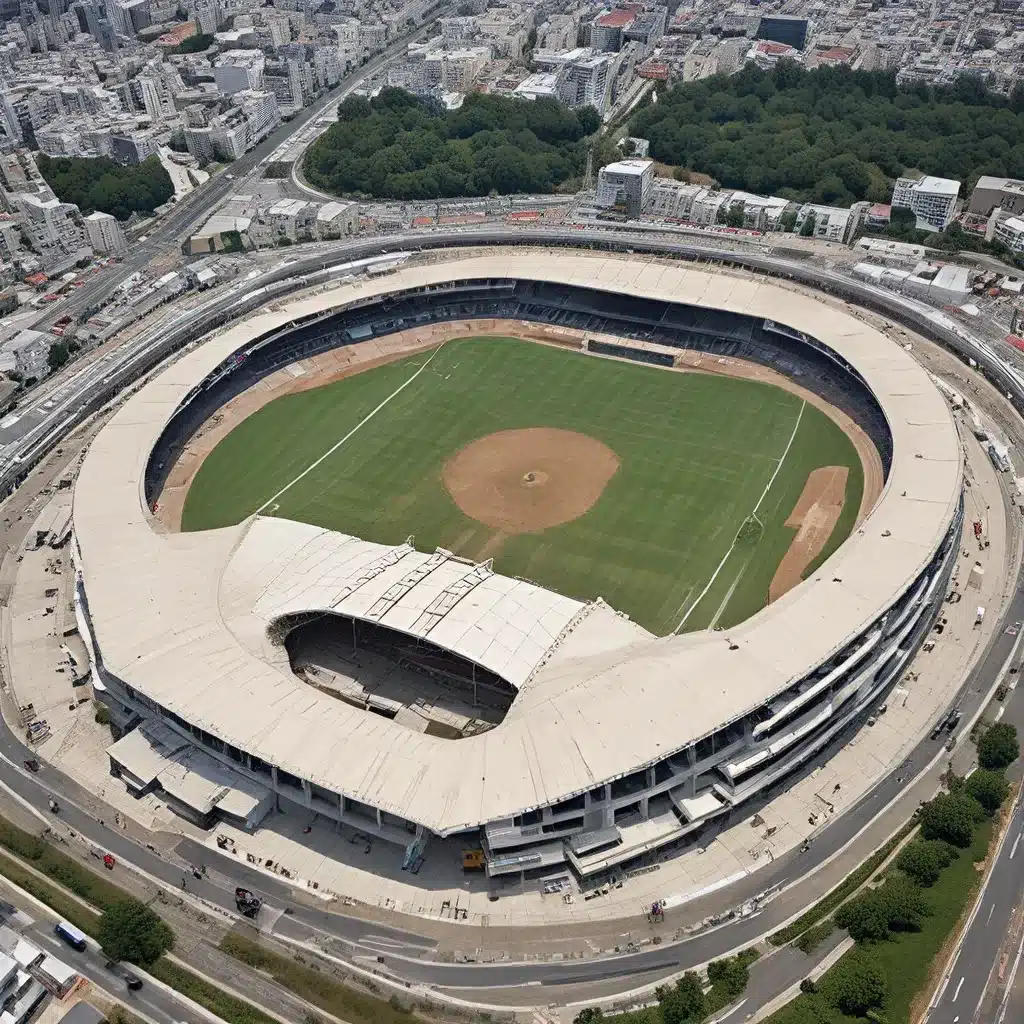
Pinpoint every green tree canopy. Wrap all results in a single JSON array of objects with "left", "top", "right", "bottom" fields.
[
  {"left": 822, "top": 951, "right": 887, "bottom": 1017},
  {"left": 37, "top": 154, "right": 173, "bottom": 221},
  {"left": 306, "top": 89, "right": 607, "bottom": 200},
  {"left": 629, "top": 61, "right": 1024, "bottom": 205},
  {"left": 47, "top": 341, "right": 69, "bottom": 373},
  {"left": 964, "top": 767, "right": 1011, "bottom": 814},
  {"left": 658, "top": 973, "right": 707, "bottom": 1024},
  {"left": 98, "top": 898, "right": 173, "bottom": 966},
  {"left": 896, "top": 838, "right": 958, "bottom": 886},
  {"left": 919, "top": 790, "right": 985, "bottom": 847},
  {"left": 977, "top": 723, "right": 1019, "bottom": 772}
]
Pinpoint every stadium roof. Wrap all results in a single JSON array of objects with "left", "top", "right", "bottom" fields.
[{"left": 73, "top": 251, "right": 962, "bottom": 834}]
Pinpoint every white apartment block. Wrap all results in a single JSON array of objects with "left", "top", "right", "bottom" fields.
[
  {"left": 991, "top": 214, "right": 1024, "bottom": 255},
  {"left": 795, "top": 204, "right": 855, "bottom": 243},
  {"left": 214, "top": 50, "right": 265, "bottom": 95},
  {"left": 596, "top": 158, "right": 654, "bottom": 218},
  {"left": 83, "top": 210, "right": 127, "bottom": 254},
  {"left": 891, "top": 175, "right": 960, "bottom": 232},
  {"left": 232, "top": 89, "right": 280, "bottom": 144}
]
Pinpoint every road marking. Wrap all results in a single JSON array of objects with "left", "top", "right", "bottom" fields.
[
  {"left": 675, "top": 399, "right": 805, "bottom": 632},
  {"left": 1010, "top": 830, "right": 1022, "bottom": 860},
  {"left": 987, "top": 903, "right": 996, "bottom": 926},
  {"left": 952, "top": 976, "right": 965, "bottom": 1002}
]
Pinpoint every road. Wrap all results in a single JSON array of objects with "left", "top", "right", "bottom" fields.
[
  {"left": 0, "top": 884, "right": 200, "bottom": 1024},
  {"left": 926, "top": 762, "right": 1024, "bottom": 1023}
]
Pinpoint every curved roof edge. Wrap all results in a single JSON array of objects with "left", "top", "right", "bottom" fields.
[{"left": 73, "top": 250, "right": 962, "bottom": 833}]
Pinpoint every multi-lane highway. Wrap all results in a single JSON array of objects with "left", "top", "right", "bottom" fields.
[{"left": 926, "top": 759, "right": 1024, "bottom": 1024}]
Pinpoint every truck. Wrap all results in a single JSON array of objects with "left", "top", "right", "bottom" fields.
[
  {"left": 975, "top": 606, "right": 986, "bottom": 627},
  {"left": 462, "top": 848, "right": 485, "bottom": 871}
]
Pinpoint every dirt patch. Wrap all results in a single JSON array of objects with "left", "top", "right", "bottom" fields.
[
  {"left": 769, "top": 466, "right": 849, "bottom": 602},
  {"left": 443, "top": 428, "right": 620, "bottom": 534}
]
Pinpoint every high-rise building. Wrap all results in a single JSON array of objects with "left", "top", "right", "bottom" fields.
[
  {"left": 891, "top": 175, "right": 961, "bottom": 232},
  {"left": 214, "top": 50, "right": 265, "bottom": 95},
  {"left": 83, "top": 210, "right": 127, "bottom": 253},
  {"left": 596, "top": 158, "right": 654, "bottom": 218}
]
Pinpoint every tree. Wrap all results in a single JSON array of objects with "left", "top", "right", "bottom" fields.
[
  {"left": 47, "top": 341, "right": 69, "bottom": 373},
  {"left": 577, "top": 106, "right": 601, "bottom": 136},
  {"left": 707, "top": 954, "right": 749, "bottom": 996},
  {"left": 98, "top": 898, "right": 173, "bottom": 966},
  {"left": 875, "top": 874, "right": 929, "bottom": 932},
  {"left": 725, "top": 202, "right": 746, "bottom": 228},
  {"left": 964, "top": 767, "right": 1011, "bottom": 814},
  {"left": 896, "top": 838, "right": 957, "bottom": 886},
  {"left": 779, "top": 209, "right": 798, "bottom": 232},
  {"left": 658, "top": 973, "right": 707, "bottom": 1024},
  {"left": 799, "top": 210, "right": 817, "bottom": 237},
  {"left": 918, "top": 790, "right": 985, "bottom": 847},
  {"left": 836, "top": 891, "right": 890, "bottom": 942},
  {"left": 977, "top": 723, "right": 1019, "bottom": 772},
  {"left": 823, "top": 951, "right": 886, "bottom": 1016},
  {"left": 573, "top": 1010, "right": 603, "bottom": 1024}
]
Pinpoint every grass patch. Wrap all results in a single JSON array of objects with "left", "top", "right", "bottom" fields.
[
  {"left": 148, "top": 958, "right": 279, "bottom": 1024},
  {"left": 182, "top": 336, "right": 862, "bottom": 634},
  {"left": 220, "top": 931, "right": 418, "bottom": 1024},
  {"left": 764, "top": 820, "right": 994, "bottom": 1024},
  {"left": 0, "top": 816, "right": 127, "bottom": 913},
  {"left": 0, "top": 849, "right": 99, "bottom": 935},
  {"left": 769, "top": 823, "right": 915, "bottom": 946}
]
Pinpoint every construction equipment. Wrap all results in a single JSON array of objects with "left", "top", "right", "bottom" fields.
[
  {"left": 462, "top": 848, "right": 485, "bottom": 871},
  {"left": 234, "top": 887, "right": 262, "bottom": 917}
]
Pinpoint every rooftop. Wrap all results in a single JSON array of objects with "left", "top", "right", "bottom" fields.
[{"left": 74, "top": 251, "right": 961, "bottom": 834}]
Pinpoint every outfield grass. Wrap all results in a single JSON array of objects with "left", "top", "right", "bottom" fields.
[{"left": 183, "top": 337, "right": 863, "bottom": 634}]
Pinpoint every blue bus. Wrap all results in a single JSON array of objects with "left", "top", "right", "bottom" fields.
[{"left": 54, "top": 920, "right": 87, "bottom": 952}]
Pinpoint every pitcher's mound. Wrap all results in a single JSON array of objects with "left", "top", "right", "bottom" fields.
[{"left": 443, "top": 427, "right": 620, "bottom": 533}]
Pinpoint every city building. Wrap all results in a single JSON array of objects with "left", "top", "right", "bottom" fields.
[
  {"left": 596, "top": 157, "right": 654, "bottom": 218},
  {"left": 83, "top": 211, "right": 127, "bottom": 254},
  {"left": 757, "top": 14, "right": 809, "bottom": 51},
  {"left": 891, "top": 175, "right": 961, "bottom": 232},
  {"left": 214, "top": 50, "right": 266, "bottom": 95},
  {"left": 968, "top": 175, "right": 1024, "bottom": 217},
  {"left": 77, "top": 254, "right": 961, "bottom": 884}
]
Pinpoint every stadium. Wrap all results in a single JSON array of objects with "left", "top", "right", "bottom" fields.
[{"left": 72, "top": 250, "right": 964, "bottom": 883}]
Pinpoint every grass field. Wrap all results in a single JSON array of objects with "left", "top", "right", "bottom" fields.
[{"left": 182, "top": 336, "right": 864, "bottom": 634}]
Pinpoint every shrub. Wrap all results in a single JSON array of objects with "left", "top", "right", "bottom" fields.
[
  {"left": 964, "top": 768, "right": 1010, "bottom": 815},
  {"left": 896, "top": 838, "right": 958, "bottom": 886},
  {"left": 918, "top": 790, "right": 985, "bottom": 847},
  {"left": 977, "top": 723, "right": 1019, "bottom": 772}
]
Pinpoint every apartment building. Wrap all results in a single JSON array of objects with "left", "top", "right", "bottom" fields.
[
  {"left": 596, "top": 158, "right": 654, "bottom": 218},
  {"left": 84, "top": 210, "right": 127, "bottom": 254},
  {"left": 891, "top": 175, "right": 961, "bottom": 232}
]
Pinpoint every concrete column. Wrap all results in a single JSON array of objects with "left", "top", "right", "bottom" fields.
[
  {"left": 301, "top": 778, "right": 312, "bottom": 808},
  {"left": 270, "top": 766, "right": 280, "bottom": 812},
  {"left": 376, "top": 807, "right": 382, "bottom": 828},
  {"left": 640, "top": 794, "right": 649, "bottom": 817}
]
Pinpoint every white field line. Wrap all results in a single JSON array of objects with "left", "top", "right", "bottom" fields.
[
  {"left": 675, "top": 399, "right": 806, "bottom": 633},
  {"left": 253, "top": 343, "right": 449, "bottom": 516}
]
